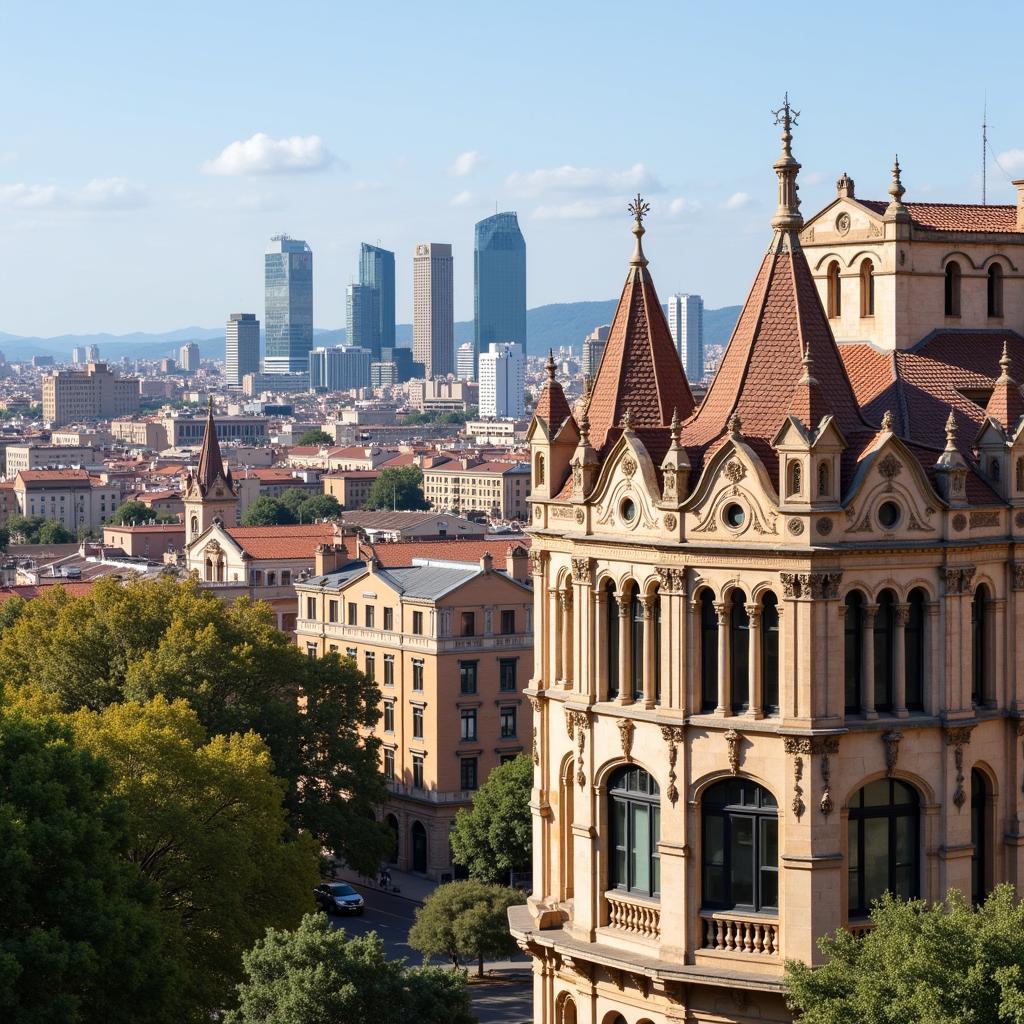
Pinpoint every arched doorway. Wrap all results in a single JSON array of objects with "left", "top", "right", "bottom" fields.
[
  {"left": 971, "top": 769, "right": 990, "bottom": 904},
  {"left": 411, "top": 820, "right": 428, "bottom": 874},
  {"left": 385, "top": 814, "right": 399, "bottom": 864}
]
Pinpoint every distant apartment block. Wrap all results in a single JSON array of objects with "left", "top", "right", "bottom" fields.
[
  {"left": 162, "top": 414, "right": 268, "bottom": 447},
  {"left": 456, "top": 342, "right": 476, "bottom": 381},
  {"left": 225, "top": 313, "right": 261, "bottom": 388},
  {"left": 412, "top": 242, "right": 454, "bottom": 378},
  {"left": 310, "top": 346, "right": 371, "bottom": 391},
  {"left": 5, "top": 444, "right": 100, "bottom": 478},
  {"left": 407, "top": 378, "right": 478, "bottom": 413},
  {"left": 478, "top": 342, "right": 524, "bottom": 420},
  {"left": 322, "top": 470, "right": 380, "bottom": 510},
  {"left": 581, "top": 324, "right": 610, "bottom": 379},
  {"left": 42, "top": 362, "right": 139, "bottom": 427},
  {"left": 264, "top": 235, "right": 313, "bottom": 374},
  {"left": 71, "top": 346, "right": 86, "bottom": 365},
  {"left": 423, "top": 458, "right": 530, "bottom": 521},
  {"left": 179, "top": 342, "right": 200, "bottom": 373},
  {"left": 667, "top": 292, "right": 704, "bottom": 381},
  {"left": 14, "top": 469, "right": 121, "bottom": 534}
]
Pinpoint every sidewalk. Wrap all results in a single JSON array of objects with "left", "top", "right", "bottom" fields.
[{"left": 328, "top": 863, "right": 439, "bottom": 905}]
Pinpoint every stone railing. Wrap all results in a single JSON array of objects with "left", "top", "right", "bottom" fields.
[
  {"left": 846, "top": 919, "right": 875, "bottom": 938},
  {"left": 700, "top": 911, "right": 779, "bottom": 956},
  {"left": 605, "top": 890, "right": 661, "bottom": 940}
]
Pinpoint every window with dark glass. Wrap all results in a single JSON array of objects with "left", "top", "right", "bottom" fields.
[
  {"left": 412, "top": 659, "right": 424, "bottom": 692},
  {"left": 383, "top": 607, "right": 394, "bottom": 631},
  {"left": 971, "top": 769, "right": 990, "bottom": 905},
  {"left": 972, "top": 585, "right": 989, "bottom": 705},
  {"left": 630, "top": 586, "right": 644, "bottom": 701},
  {"left": 364, "top": 651, "right": 375, "bottom": 681},
  {"left": 412, "top": 611, "right": 424, "bottom": 635},
  {"left": 702, "top": 778, "right": 778, "bottom": 912},
  {"left": 500, "top": 705, "right": 517, "bottom": 738},
  {"left": 945, "top": 261, "right": 961, "bottom": 316},
  {"left": 327, "top": 599, "right": 338, "bottom": 623},
  {"left": 412, "top": 753, "right": 424, "bottom": 789},
  {"left": 384, "top": 654, "right": 394, "bottom": 686},
  {"left": 501, "top": 609, "right": 515, "bottom": 635},
  {"left": 412, "top": 706, "right": 424, "bottom": 740},
  {"left": 460, "top": 757, "right": 478, "bottom": 791},
  {"left": 383, "top": 701, "right": 395, "bottom": 732},
  {"left": 460, "top": 708, "right": 477, "bottom": 741},
  {"left": 873, "top": 590, "right": 896, "bottom": 712},
  {"left": 461, "top": 611, "right": 476, "bottom": 637},
  {"left": 383, "top": 748, "right": 394, "bottom": 781},
  {"left": 499, "top": 658, "right": 517, "bottom": 691},
  {"left": 345, "top": 647, "right": 356, "bottom": 660},
  {"left": 845, "top": 591, "right": 864, "bottom": 713},
  {"left": 730, "top": 590, "right": 750, "bottom": 712},
  {"left": 347, "top": 602, "right": 357, "bottom": 625},
  {"left": 305, "top": 596, "right": 316, "bottom": 619},
  {"left": 365, "top": 606, "right": 375, "bottom": 628},
  {"left": 761, "top": 593, "right": 780, "bottom": 714},
  {"left": 605, "top": 581, "right": 619, "bottom": 700},
  {"left": 305, "top": 642, "right": 317, "bottom": 659},
  {"left": 700, "top": 589, "right": 718, "bottom": 712},
  {"left": 905, "top": 589, "right": 925, "bottom": 711},
  {"left": 847, "top": 779, "right": 919, "bottom": 917},
  {"left": 988, "top": 264, "right": 1004, "bottom": 317},
  {"left": 460, "top": 660, "right": 478, "bottom": 695},
  {"left": 608, "top": 766, "right": 661, "bottom": 898}
]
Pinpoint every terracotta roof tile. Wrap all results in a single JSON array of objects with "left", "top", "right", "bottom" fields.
[
  {"left": 856, "top": 200, "right": 1020, "bottom": 233},
  {"left": 373, "top": 536, "right": 531, "bottom": 567},
  {"left": 225, "top": 523, "right": 337, "bottom": 560},
  {"left": 533, "top": 372, "right": 571, "bottom": 433}
]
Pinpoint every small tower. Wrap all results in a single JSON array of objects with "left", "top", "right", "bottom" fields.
[{"left": 183, "top": 397, "right": 238, "bottom": 543}]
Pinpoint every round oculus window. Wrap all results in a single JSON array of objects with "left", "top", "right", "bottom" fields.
[
  {"left": 621, "top": 498, "right": 637, "bottom": 523},
  {"left": 878, "top": 501, "right": 900, "bottom": 529},
  {"left": 724, "top": 503, "right": 746, "bottom": 528}
]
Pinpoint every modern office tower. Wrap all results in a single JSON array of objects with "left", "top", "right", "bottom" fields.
[
  {"left": 359, "top": 243, "right": 396, "bottom": 352},
  {"left": 85, "top": 344, "right": 100, "bottom": 362},
  {"left": 581, "top": 324, "right": 611, "bottom": 380},
  {"left": 371, "top": 361, "right": 398, "bottom": 388},
  {"left": 42, "top": 362, "right": 139, "bottom": 426},
  {"left": 474, "top": 212, "right": 526, "bottom": 373},
  {"left": 478, "top": 342, "right": 524, "bottom": 419},
  {"left": 379, "top": 346, "right": 419, "bottom": 383},
  {"left": 309, "top": 346, "right": 371, "bottom": 392},
  {"left": 71, "top": 346, "right": 86, "bottom": 365},
  {"left": 264, "top": 235, "right": 314, "bottom": 374},
  {"left": 413, "top": 242, "right": 454, "bottom": 378},
  {"left": 225, "top": 313, "right": 260, "bottom": 388},
  {"left": 179, "top": 342, "right": 200, "bottom": 373},
  {"left": 346, "top": 283, "right": 379, "bottom": 357},
  {"left": 456, "top": 342, "right": 476, "bottom": 380},
  {"left": 666, "top": 292, "right": 705, "bottom": 381}
]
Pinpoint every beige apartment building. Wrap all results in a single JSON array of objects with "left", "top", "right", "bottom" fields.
[
  {"left": 295, "top": 545, "right": 533, "bottom": 879},
  {"left": 323, "top": 470, "right": 380, "bottom": 509},
  {"left": 5, "top": 444, "right": 100, "bottom": 477},
  {"left": 412, "top": 242, "right": 454, "bottom": 379},
  {"left": 511, "top": 108, "right": 1024, "bottom": 1024},
  {"left": 13, "top": 469, "right": 121, "bottom": 534},
  {"left": 42, "top": 362, "right": 139, "bottom": 427},
  {"left": 111, "top": 419, "right": 168, "bottom": 448},
  {"left": 423, "top": 458, "right": 530, "bottom": 521}
]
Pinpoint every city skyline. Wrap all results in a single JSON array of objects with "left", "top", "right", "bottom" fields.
[{"left": 0, "top": 2, "right": 1020, "bottom": 336}]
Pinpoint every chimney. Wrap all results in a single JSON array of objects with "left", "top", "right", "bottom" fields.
[
  {"left": 505, "top": 544, "right": 529, "bottom": 583},
  {"left": 1015, "top": 180, "right": 1024, "bottom": 231},
  {"left": 479, "top": 551, "right": 493, "bottom": 573},
  {"left": 314, "top": 543, "right": 346, "bottom": 576}
]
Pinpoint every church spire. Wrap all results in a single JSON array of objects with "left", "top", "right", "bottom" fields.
[
  {"left": 196, "top": 395, "right": 230, "bottom": 494},
  {"left": 770, "top": 93, "right": 803, "bottom": 234}
]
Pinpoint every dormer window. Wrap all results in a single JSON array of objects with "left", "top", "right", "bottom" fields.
[
  {"left": 787, "top": 461, "right": 802, "bottom": 497},
  {"left": 818, "top": 461, "right": 830, "bottom": 497}
]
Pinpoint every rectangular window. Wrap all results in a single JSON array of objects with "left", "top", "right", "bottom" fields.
[
  {"left": 383, "top": 607, "right": 394, "bottom": 631},
  {"left": 383, "top": 748, "right": 395, "bottom": 781},
  {"left": 305, "top": 642, "right": 317, "bottom": 659},
  {"left": 501, "top": 609, "right": 515, "bottom": 635},
  {"left": 412, "top": 753, "right": 424, "bottom": 789},
  {"left": 459, "top": 661, "right": 478, "bottom": 695},
  {"left": 500, "top": 753, "right": 516, "bottom": 765},
  {"left": 328, "top": 599, "right": 338, "bottom": 623},
  {"left": 347, "top": 602, "right": 357, "bottom": 626},
  {"left": 461, "top": 611, "right": 475, "bottom": 636},
  {"left": 281, "top": 570, "right": 291, "bottom": 585},
  {"left": 412, "top": 706, "right": 424, "bottom": 739},
  {"left": 364, "top": 651, "right": 375, "bottom": 681},
  {"left": 306, "top": 596, "right": 316, "bottom": 619},
  {"left": 460, "top": 708, "right": 477, "bottom": 741},
  {"left": 365, "top": 606, "right": 375, "bottom": 628},
  {"left": 412, "top": 610, "right": 424, "bottom": 635},
  {"left": 499, "top": 659, "right": 517, "bottom": 691},
  {"left": 460, "top": 757, "right": 478, "bottom": 791},
  {"left": 500, "top": 705, "right": 517, "bottom": 739},
  {"left": 346, "top": 647, "right": 357, "bottom": 661},
  {"left": 383, "top": 654, "right": 394, "bottom": 686},
  {"left": 383, "top": 701, "right": 395, "bottom": 732},
  {"left": 412, "top": 659, "right": 424, "bottom": 692}
]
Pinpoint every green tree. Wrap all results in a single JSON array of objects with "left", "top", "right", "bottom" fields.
[
  {"left": 226, "top": 914, "right": 474, "bottom": 1024},
  {"left": 786, "top": 887, "right": 1024, "bottom": 1024},
  {"left": 7, "top": 515, "right": 74, "bottom": 544},
  {"left": 37, "top": 520, "right": 76, "bottom": 544},
  {"left": 450, "top": 754, "right": 532, "bottom": 884},
  {"left": 0, "top": 578, "right": 392, "bottom": 876},
  {"left": 365, "top": 466, "right": 429, "bottom": 511},
  {"left": 0, "top": 712, "right": 180, "bottom": 1023},
  {"left": 240, "top": 496, "right": 296, "bottom": 526},
  {"left": 296, "top": 493, "right": 341, "bottom": 522},
  {"left": 296, "top": 428, "right": 335, "bottom": 447},
  {"left": 108, "top": 500, "right": 175, "bottom": 526},
  {"left": 408, "top": 879, "right": 523, "bottom": 976},
  {"left": 277, "top": 487, "right": 310, "bottom": 519},
  {"left": 71, "top": 696, "right": 318, "bottom": 1016},
  {"left": 0, "top": 525, "right": 9, "bottom": 552}
]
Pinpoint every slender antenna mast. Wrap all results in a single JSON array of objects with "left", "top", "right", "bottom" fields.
[{"left": 982, "top": 94, "right": 988, "bottom": 206}]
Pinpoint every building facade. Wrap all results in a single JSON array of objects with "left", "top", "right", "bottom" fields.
[
  {"left": 474, "top": 212, "right": 527, "bottom": 373},
  {"left": 581, "top": 325, "right": 610, "bottom": 381},
  {"left": 346, "top": 284, "right": 379, "bottom": 359},
  {"left": 42, "top": 362, "right": 139, "bottom": 427},
  {"left": 667, "top": 292, "right": 705, "bottom": 382},
  {"left": 5, "top": 444, "right": 100, "bottom": 477},
  {"left": 265, "top": 235, "right": 314, "bottom": 374},
  {"left": 456, "top": 342, "right": 476, "bottom": 381},
  {"left": 479, "top": 342, "right": 525, "bottom": 419},
  {"left": 360, "top": 242, "right": 397, "bottom": 352},
  {"left": 295, "top": 546, "right": 533, "bottom": 879},
  {"left": 423, "top": 457, "right": 530, "bottom": 521},
  {"left": 225, "top": 313, "right": 260, "bottom": 387},
  {"left": 511, "top": 109, "right": 1024, "bottom": 1024},
  {"left": 179, "top": 342, "right": 200, "bottom": 372},
  {"left": 310, "top": 345, "right": 371, "bottom": 392},
  {"left": 413, "top": 242, "right": 454, "bottom": 379},
  {"left": 14, "top": 469, "right": 121, "bottom": 534}
]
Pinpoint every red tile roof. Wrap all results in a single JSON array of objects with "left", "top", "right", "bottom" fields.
[
  {"left": 225, "top": 523, "right": 338, "bottom": 560},
  {"left": 533, "top": 356, "right": 571, "bottom": 433},
  {"left": 0, "top": 582, "right": 97, "bottom": 604},
  {"left": 856, "top": 200, "right": 1020, "bottom": 233},
  {"left": 372, "top": 536, "right": 531, "bottom": 567}
]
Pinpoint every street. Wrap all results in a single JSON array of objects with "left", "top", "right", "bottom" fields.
[{"left": 323, "top": 881, "right": 532, "bottom": 1024}]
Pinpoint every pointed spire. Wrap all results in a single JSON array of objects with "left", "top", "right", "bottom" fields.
[
  {"left": 999, "top": 339, "right": 1013, "bottom": 382},
  {"left": 628, "top": 194, "right": 650, "bottom": 269},
  {"left": 945, "top": 408, "right": 957, "bottom": 451},
  {"left": 196, "top": 395, "right": 228, "bottom": 493},
  {"left": 545, "top": 349, "right": 556, "bottom": 380},
  {"left": 984, "top": 339, "right": 1024, "bottom": 429},
  {"left": 770, "top": 93, "right": 803, "bottom": 233},
  {"left": 670, "top": 407, "right": 681, "bottom": 444},
  {"left": 534, "top": 348, "right": 571, "bottom": 431},
  {"left": 885, "top": 155, "right": 911, "bottom": 223}
]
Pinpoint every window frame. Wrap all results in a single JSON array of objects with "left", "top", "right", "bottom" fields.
[
  {"left": 459, "top": 660, "right": 478, "bottom": 695},
  {"left": 607, "top": 766, "right": 661, "bottom": 899}
]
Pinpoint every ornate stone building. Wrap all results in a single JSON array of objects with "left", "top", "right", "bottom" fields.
[{"left": 510, "top": 101, "right": 1024, "bottom": 1024}]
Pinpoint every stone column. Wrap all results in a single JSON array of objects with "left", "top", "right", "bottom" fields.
[
  {"left": 617, "top": 595, "right": 632, "bottom": 705},
  {"left": 547, "top": 587, "right": 560, "bottom": 687},
  {"left": 747, "top": 603, "right": 762, "bottom": 718},
  {"left": 715, "top": 601, "right": 729, "bottom": 715},
  {"left": 559, "top": 589, "right": 573, "bottom": 689},
  {"left": 893, "top": 602, "right": 909, "bottom": 717},
  {"left": 993, "top": 597, "right": 1007, "bottom": 709},
  {"left": 530, "top": 554, "right": 547, "bottom": 690},
  {"left": 862, "top": 603, "right": 878, "bottom": 719},
  {"left": 642, "top": 596, "right": 656, "bottom": 709},
  {"left": 594, "top": 586, "right": 607, "bottom": 701}
]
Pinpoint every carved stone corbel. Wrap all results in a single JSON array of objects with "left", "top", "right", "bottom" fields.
[
  {"left": 883, "top": 730, "right": 902, "bottom": 777},
  {"left": 661, "top": 725, "right": 685, "bottom": 804},
  {"left": 565, "top": 711, "right": 590, "bottom": 788},
  {"left": 724, "top": 728, "right": 742, "bottom": 775},
  {"left": 945, "top": 725, "right": 974, "bottom": 809},
  {"left": 617, "top": 718, "right": 635, "bottom": 762}
]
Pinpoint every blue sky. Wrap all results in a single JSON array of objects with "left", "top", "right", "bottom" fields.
[{"left": 0, "top": 0, "right": 1020, "bottom": 336}]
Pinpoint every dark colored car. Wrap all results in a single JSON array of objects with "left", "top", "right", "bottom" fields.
[{"left": 314, "top": 881, "right": 365, "bottom": 915}]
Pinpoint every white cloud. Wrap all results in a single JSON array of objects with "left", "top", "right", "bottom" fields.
[
  {"left": 531, "top": 198, "right": 623, "bottom": 221},
  {"left": 0, "top": 177, "right": 148, "bottom": 210},
  {"left": 997, "top": 148, "right": 1024, "bottom": 175},
  {"left": 725, "top": 191, "right": 751, "bottom": 210},
  {"left": 450, "top": 150, "right": 483, "bottom": 177},
  {"left": 507, "top": 162, "right": 663, "bottom": 198},
  {"left": 202, "top": 132, "right": 335, "bottom": 176},
  {"left": 667, "top": 196, "right": 701, "bottom": 217},
  {"left": 450, "top": 190, "right": 475, "bottom": 207}
]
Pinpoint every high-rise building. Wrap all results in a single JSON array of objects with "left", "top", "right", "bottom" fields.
[
  {"left": 581, "top": 324, "right": 611, "bottom": 380},
  {"left": 346, "top": 284, "right": 379, "bottom": 357},
  {"left": 179, "top": 342, "right": 200, "bottom": 373},
  {"left": 474, "top": 212, "right": 526, "bottom": 373},
  {"left": 264, "top": 235, "right": 313, "bottom": 374},
  {"left": 412, "top": 243, "right": 454, "bottom": 379},
  {"left": 309, "top": 346, "right": 371, "bottom": 392},
  {"left": 71, "top": 346, "right": 86, "bottom": 365},
  {"left": 456, "top": 342, "right": 476, "bottom": 381},
  {"left": 42, "top": 362, "right": 140, "bottom": 427},
  {"left": 478, "top": 342, "right": 524, "bottom": 420},
  {"left": 359, "top": 243, "right": 396, "bottom": 353},
  {"left": 225, "top": 313, "right": 260, "bottom": 388},
  {"left": 85, "top": 344, "right": 100, "bottom": 362},
  {"left": 667, "top": 292, "right": 705, "bottom": 381}
]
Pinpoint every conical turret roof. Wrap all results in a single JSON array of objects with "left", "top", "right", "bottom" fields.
[
  {"left": 984, "top": 341, "right": 1024, "bottom": 430},
  {"left": 195, "top": 397, "right": 233, "bottom": 495},
  {"left": 533, "top": 351, "right": 571, "bottom": 432}
]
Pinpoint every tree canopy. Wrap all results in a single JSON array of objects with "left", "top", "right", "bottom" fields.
[
  {"left": 786, "top": 887, "right": 1024, "bottom": 1024},
  {"left": 450, "top": 754, "right": 532, "bottom": 884},
  {"left": 407, "top": 879, "right": 523, "bottom": 976},
  {"left": 365, "top": 466, "right": 429, "bottom": 511},
  {"left": 240, "top": 496, "right": 295, "bottom": 526},
  {"left": 108, "top": 500, "right": 176, "bottom": 526},
  {"left": 7, "top": 515, "right": 75, "bottom": 544},
  {"left": 295, "top": 428, "right": 335, "bottom": 447},
  {"left": 278, "top": 487, "right": 341, "bottom": 523},
  {"left": 227, "top": 914, "right": 474, "bottom": 1024}
]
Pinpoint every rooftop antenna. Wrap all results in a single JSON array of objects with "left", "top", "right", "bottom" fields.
[{"left": 982, "top": 94, "right": 988, "bottom": 206}]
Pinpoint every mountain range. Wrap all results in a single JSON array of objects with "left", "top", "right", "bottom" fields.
[{"left": 0, "top": 302, "right": 742, "bottom": 363}]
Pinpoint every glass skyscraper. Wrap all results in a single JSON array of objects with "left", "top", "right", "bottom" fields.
[
  {"left": 346, "top": 283, "right": 379, "bottom": 356},
  {"left": 264, "top": 235, "right": 313, "bottom": 374},
  {"left": 359, "top": 243, "right": 396, "bottom": 356},
  {"left": 474, "top": 212, "right": 526, "bottom": 373}
]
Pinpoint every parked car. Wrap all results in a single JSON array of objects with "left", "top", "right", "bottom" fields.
[{"left": 314, "top": 881, "right": 365, "bottom": 915}]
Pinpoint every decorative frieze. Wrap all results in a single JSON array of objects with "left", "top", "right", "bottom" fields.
[
  {"left": 784, "top": 736, "right": 839, "bottom": 817},
  {"left": 655, "top": 566, "right": 686, "bottom": 592},
  {"left": 570, "top": 557, "right": 592, "bottom": 585},
  {"left": 565, "top": 710, "right": 590, "bottom": 788},
  {"left": 877, "top": 453, "right": 902, "bottom": 486},
  {"left": 942, "top": 565, "right": 976, "bottom": 595},
  {"left": 1012, "top": 563, "right": 1024, "bottom": 591},
  {"left": 529, "top": 551, "right": 549, "bottom": 577},
  {"left": 529, "top": 697, "right": 541, "bottom": 766},
  {"left": 970, "top": 510, "right": 1000, "bottom": 528},
  {"left": 780, "top": 571, "right": 842, "bottom": 600}
]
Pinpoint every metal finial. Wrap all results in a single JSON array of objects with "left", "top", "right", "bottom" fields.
[
  {"left": 772, "top": 92, "right": 800, "bottom": 152},
  {"left": 945, "top": 408, "right": 957, "bottom": 449},
  {"left": 799, "top": 346, "right": 817, "bottom": 386},
  {"left": 628, "top": 194, "right": 650, "bottom": 268},
  {"left": 881, "top": 409, "right": 893, "bottom": 431}
]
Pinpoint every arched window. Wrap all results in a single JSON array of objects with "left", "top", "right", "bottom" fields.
[
  {"left": 844, "top": 591, "right": 864, "bottom": 714},
  {"left": 630, "top": 584, "right": 644, "bottom": 701},
  {"left": 945, "top": 261, "right": 962, "bottom": 316},
  {"left": 761, "top": 593, "right": 780, "bottom": 715},
  {"left": 971, "top": 769, "right": 990, "bottom": 905},
  {"left": 700, "top": 589, "right": 718, "bottom": 712},
  {"left": 411, "top": 820, "right": 428, "bottom": 874},
  {"left": 702, "top": 778, "right": 778, "bottom": 912},
  {"left": 787, "top": 460, "right": 802, "bottom": 497},
  {"left": 873, "top": 590, "right": 896, "bottom": 712},
  {"left": 608, "top": 766, "right": 660, "bottom": 898},
  {"left": 904, "top": 589, "right": 926, "bottom": 712},
  {"left": 653, "top": 590, "right": 662, "bottom": 705},
  {"left": 605, "top": 581, "right": 619, "bottom": 700},
  {"left": 190, "top": 514, "right": 199, "bottom": 536},
  {"left": 860, "top": 259, "right": 875, "bottom": 317},
  {"left": 535, "top": 452, "right": 545, "bottom": 486},
  {"left": 818, "top": 461, "right": 830, "bottom": 497},
  {"left": 971, "top": 584, "right": 989, "bottom": 706},
  {"left": 204, "top": 556, "right": 213, "bottom": 582},
  {"left": 1016, "top": 457, "right": 1024, "bottom": 493},
  {"left": 988, "top": 264, "right": 1004, "bottom": 318},
  {"left": 730, "top": 590, "right": 750, "bottom": 712},
  {"left": 847, "top": 779, "right": 919, "bottom": 917},
  {"left": 827, "top": 260, "right": 842, "bottom": 318}
]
